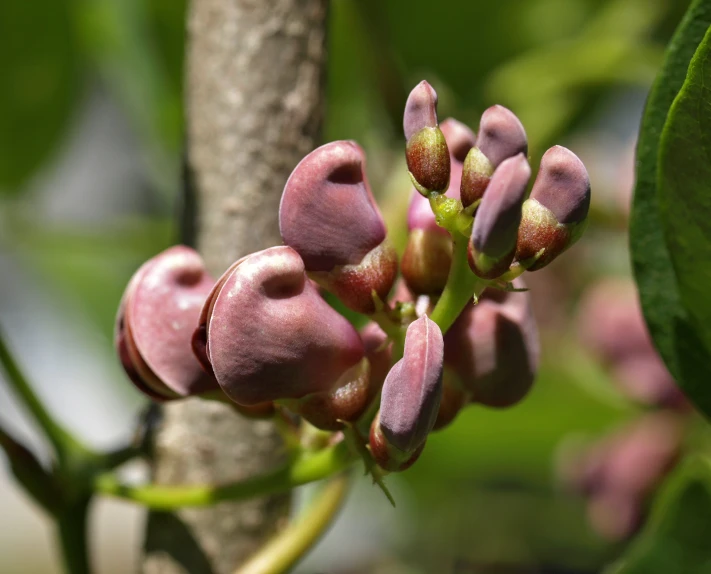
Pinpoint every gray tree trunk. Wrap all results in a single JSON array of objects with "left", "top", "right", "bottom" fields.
[{"left": 142, "top": 1, "right": 328, "bottom": 572}]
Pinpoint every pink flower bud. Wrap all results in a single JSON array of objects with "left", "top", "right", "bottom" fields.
[
  {"left": 404, "top": 82, "right": 450, "bottom": 195},
  {"left": 279, "top": 141, "right": 397, "bottom": 314},
  {"left": 444, "top": 280, "right": 539, "bottom": 407},
  {"left": 374, "top": 316, "right": 444, "bottom": 469},
  {"left": 476, "top": 105, "right": 528, "bottom": 168},
  {"left": 515, "top": 146, "right": 590, "bottom": 271},
  {"left": 115, "top": 246, "right": 218, "bottom": 400},
  {"left": 194, "top": 246, "right": 366, "bottom": 406},
  {"left": 468, "top": 154, "right": 531, "bottom": 279}
]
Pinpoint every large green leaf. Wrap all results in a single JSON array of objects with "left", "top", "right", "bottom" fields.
[
  {"left": 0, "top": 0, "right": 80, "bottom": 191},
  {"left": 606, "top": 457, "right": 711, "bottom": 574},
  {"left": 659, "top": 25, "right": 711, "bottom": 408},
  {"left": 630, "top": 0, "right": 711, "bottom": 418}
]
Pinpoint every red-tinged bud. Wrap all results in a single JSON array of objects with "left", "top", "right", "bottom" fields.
[
  {"left": 378, "top": 315, "right": 444, "bottom": 459},
  {"left": 404, "top": 82, "right": 450, "bottom": 195},
  {"left": 406, "top": 127, "right": 450, "bottom": 196},
  {"left": 369, "top": 412, "right": 425, "bottom": 472},
  {"left": 195, "top": 246, "right": 366, "bottom": 406},
  {"left": 515, "top": 146, "right": 590, "bottom": 271},
  {"left": 476, "top": 105, "right": 528, "bottom": 168},
  {"left": 468, "top": 154, "right": 531, "bottom": 279},
  {"left": 286, "top": 359, "right": 375, "bottom": 430},
  {"left": 115, "top": 246, "right": 218, "bottom": 401},
  {"left": 432, "top": 369, "right": 468, "bottom": 431},
  {"left": 279, "top": 141, "right": 397, "bottom": 313},
  {"left": 444, "top": 279, "right": 539, "bottom": 408},
  {"left": 401, "top": 228, "right": 453, "bottom": 295},
  {"left": 312, "top": 241, "right": 399, "bottom": 314},
  {"left": 460, "top": 146, "right": 494, "bottom": 208}
]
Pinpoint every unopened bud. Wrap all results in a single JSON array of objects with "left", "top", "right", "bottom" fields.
[
  {"left": 468, "top": 154, "right": 531, "bottom": 279},
  {"left": 476, "top": 105, "right": 528, "bottom": 168},
  {"left": 401, "top": 228, "right": 453, "bottom": 294},
  {"left": 460, "top": 146, "right": 494, "bottom": 208},
  {"left": 432, "top": 369, "right": 468, "bottom": 430},
  {"left": 515, "top": 146, "right": 590, "bottom": 271},
  {"left": 374, "top": 316, "right": 443, "bottom": 470},
  {"left": 115, "top": 246, "right": 218, "bottom": 400},
  {"left": 444, "top": 280, "right": 539, "bottom": 408},
  {"left": 404, "top": 82, "right": 450, "bottom": 195}
]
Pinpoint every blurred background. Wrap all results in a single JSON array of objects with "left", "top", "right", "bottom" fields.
[{"left": 0, "top": 0, "right": 699, "bottom": 572}]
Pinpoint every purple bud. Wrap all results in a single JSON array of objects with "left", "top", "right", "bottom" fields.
[
  {"left": 401, "top": 228, "right": 453, "bottom": 294},
  {"left": 515, "top": 146, "right": 590, "bottom": 271},
  {"left": 369, "top": 412, "right": 425, "bottom": 472},
  {"left": 379, "top": 315, "right": 444, "bottom": 457},
  {"left": 468, "top": 154, "right": 531, "bottom": 279},
  {"left": 196, "top": 246, "right": 366, "bottom": 406},
  {"left": 115, "top": 246, "right": 218, "bottom": 400},
  {"left": 476, "top": 105, "right": 528, "bottom": 167},
  {"left": 444, "top": 279, "right": 539, "bottom": 408},
  {"left": 279, "top": 141, "right": 386, "bottom": 271},
  {"left": 360, "top": 322, "right": 392, "bottom": 391},
  {"left": 403, "top": 81, "right": 439, "bottom": 141},
  {"left": 531, "top": 146, "right": 590, "bottom": 224}
]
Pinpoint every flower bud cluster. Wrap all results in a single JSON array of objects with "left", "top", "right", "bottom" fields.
[
  {"left": 400, "top": 81, "right": 591, "bottom": 295},
  {"left": 115, "top": 80, "right": 591, "bottom": 474}
]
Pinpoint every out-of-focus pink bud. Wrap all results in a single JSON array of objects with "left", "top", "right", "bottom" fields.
[
  {"left": 115, "top": 246, "right": 218, "bottom": 401},
  {"left": 279, "top": 141, "right": 398, "bottom": 314},
  {"left": 468, "top": 154, "right": 531, "bottom": 279},
  {"left": 587, "top": 490, "right": 642, "bottom": 542},
  {"left": 444, "top": 279, "right": 539, "bottom": 407},
  {"left": 613, "top": 353, "right": 689, "bottom": 410},
  {"left": 441, "top": 118, "right": 477, "bottom": 196},
  {"left": 577, "top": 279, "right": 651, "bottom": 364},
  {"left": 603, "top": 412, "right": 684, "bottom": 498},
  {"left": 515, "top": 146, "right": 590, "bottom": 271},
  {"left": 193, "top": 246, "right": 366, "bottom": 406},
  {"left": 370, "top": 316, "right": 444, "bottom": 471},
  {"left": 404, "top": 81, "right": 450, "bottom": 195}
]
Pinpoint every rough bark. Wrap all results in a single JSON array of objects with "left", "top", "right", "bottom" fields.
[{"left": 142, "top": 1, "right": 328, "bottom": 572}]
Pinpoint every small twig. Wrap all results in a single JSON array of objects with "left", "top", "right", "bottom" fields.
[
  {"left": 0, "top": 325, "right": 88, "bottom": 463},
  {"left": 94, "top": 441, "right": 354, "bottom": 510},
  {"left": 235, "top": 472, "right": 351, "bottom": 574}
]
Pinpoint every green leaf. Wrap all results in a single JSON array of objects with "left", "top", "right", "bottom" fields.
[
  {"left": 630, "top": 0, "right": 711, "bottom": 418},
  {"left": 658, "top": 25, "right": 711, "bottom": 413},
  {"left": 0, "top": 0, "right": 80, "bottom": 191},
  {"left": 606, "top": 457, "right": 711, "bottom": 574}
]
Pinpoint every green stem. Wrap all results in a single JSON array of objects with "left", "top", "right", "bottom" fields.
[
  {"left": 0, "top": 423, "right": 58, "bottom": 514},
  {"left": 56, "top": 498, "right": 92, "bottom": 574},
  {"left": 95, "top": 441, "right": 354, "bottom": 510},
  {"left": 0, "top": 326, "right": 88, "bottom": 463},
  {"left": 235, "top": 473, "right": 351, "bottom": 574},
  {"left": 429, "top": 235, "right": 487, "bottom": 334}
]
